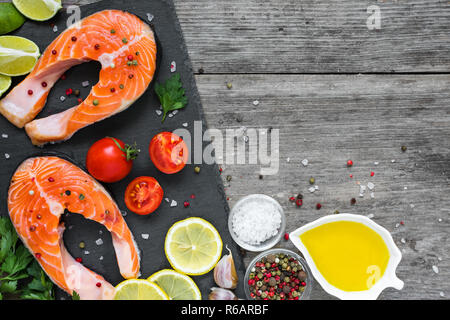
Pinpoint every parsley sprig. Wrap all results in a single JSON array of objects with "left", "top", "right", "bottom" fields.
[
  {"left": 0, "top": 217, "right": 54, "bottom": 300},
  {"left": 155, "top": 73, "right": 188, "bottom": 122}
]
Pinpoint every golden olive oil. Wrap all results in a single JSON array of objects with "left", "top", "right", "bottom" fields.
[{"left": 300, "top": 221, "right": 390, "bottom": 291}]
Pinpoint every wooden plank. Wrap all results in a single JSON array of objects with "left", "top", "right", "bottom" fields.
[
  {"left": 66, "top": 0, "right": 450, "bottom": 73},
  {"left": 195, "top": 74, "right": 450, "bottom": 299}
]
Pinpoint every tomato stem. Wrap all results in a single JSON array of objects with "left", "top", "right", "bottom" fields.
[{"left": 108, "top": 137, "right": 140, "bottom": 161}]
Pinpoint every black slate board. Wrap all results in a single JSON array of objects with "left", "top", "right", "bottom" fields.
[{"left": 0, "top": 0, "right": 245, "bottom": 299}]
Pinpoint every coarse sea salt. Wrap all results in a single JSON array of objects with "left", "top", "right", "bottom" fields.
[
  {"left": 1, "top": 133, "right": 8, "bottom": 138},
  {"left": 95, "top": 238, "right": 103, "bottom": 246},
  {"left": 141, "top": 234, "right": 149, "bottom": 240},
  {"left": 432, "top": 265, "right": 439, "bottom": 274},
  {"left": 4, "top": 153, "right": 10, "bottom": 159},
  {"left": 231, "top": 197, "right": 281, "bottom": 246}
]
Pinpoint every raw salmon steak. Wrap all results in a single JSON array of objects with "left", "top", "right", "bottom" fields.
[
  {"left": 7, "top": 156, "right": 140, "bottom": 300},
  {"left": 0, "top": 10, "right": 157, "bottom": 146}
]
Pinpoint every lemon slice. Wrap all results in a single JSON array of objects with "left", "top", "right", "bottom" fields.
[
  {"left": 148, "top": 269, "right": 201, "bottom": 300},
  {"left": 0, "top": 74, "right": 12, "bottom": 98},
  {"left": 114, "top": 279, "right": 169, "bottom": 300},
  {"left": 12, "top": 0, "right": 62, "bottom": 22},
  {"left": 0, "top": 36, "right": 40, "bottom": 76},
  {"left": 165, "top": 217, "right": 223, "bottom": 275}
]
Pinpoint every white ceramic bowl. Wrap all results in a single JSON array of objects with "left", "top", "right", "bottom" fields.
[
  {"left": 228, "top": 194, "right": 286, "bottom": 252},
  {"left": 289, "top": 213, "right": 404, "bottom": 300}
]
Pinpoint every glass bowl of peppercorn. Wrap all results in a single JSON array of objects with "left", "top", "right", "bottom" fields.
[{"left": 244, "top": 248, "right": 312, "bottom": 300}]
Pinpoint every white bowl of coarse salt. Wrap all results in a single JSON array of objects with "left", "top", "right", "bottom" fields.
[{"left": 228, "top": 194, "right": 286, "bottom": 252}]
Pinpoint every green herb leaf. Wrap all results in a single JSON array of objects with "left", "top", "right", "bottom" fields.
[
  {"left": 154, "top": 73, "right": 188, "bottom": 122},
  {"left": 0, "top": 217, "right": 54, "bottom": 300},
  {"left": 72, "top": 291, "right": 81, "bottom": 300}
]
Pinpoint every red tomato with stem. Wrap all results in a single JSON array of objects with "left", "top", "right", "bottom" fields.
[
  {"left": 86, "top": 137, "right": 139, "bottom": 183},
  {"left": 149, "top": 132, "right": 188, "bottom": 174},
  {"left": 124, "top": 176, "right": 163, "bottom": 215}
]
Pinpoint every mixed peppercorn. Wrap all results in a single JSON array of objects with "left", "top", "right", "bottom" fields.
[{"left": 247, "top": 253, "right": 307, "bottom": 300}]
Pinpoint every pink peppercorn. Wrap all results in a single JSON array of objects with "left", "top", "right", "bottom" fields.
[
  {"left": 347, "top": 160, "right": 353, "bottom": 167},
  {"left": 27, "top": 90, "right": 33, "bottom": 95},
  {"left": 284, "top": 233, "right": 289, "bottom": 240},
  {"left": 41, "top": 81, "right": 47, "bottom": 87},
  {"left": 96, "top": 282, "right": 102, "bottom": 287}
]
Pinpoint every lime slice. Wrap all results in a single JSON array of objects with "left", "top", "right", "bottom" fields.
[
  {"left": 164, "top": 217, "right": 223, "bottom": 275},
  {"left": 148, "top": 269, "right": 202, "bottom": 300},
  {"left": 0, "top": 74, "right": 12, "bottom": 98},
  {"left": 114, "top": 279, "right": 169, "bottom": 300},
  {"left": 0, "top": 36, "right": 40, "bottom": 76},
  {"left": 0, "top": 3, "right": 26, "bottom": 35},
  {"left": 12, "top": 0, "right": 61, "bottom": 22}
]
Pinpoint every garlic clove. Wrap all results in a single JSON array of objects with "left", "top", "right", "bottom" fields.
[
  {"left": 208, "top": 287, "right": 238, "bottom": 300},
  {"left": 214, "top": 245, "right": 238, "bottom": 289}
]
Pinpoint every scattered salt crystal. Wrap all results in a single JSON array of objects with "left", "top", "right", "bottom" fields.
[
  {"left": 251, "top": 267, "right": 256, "bottom": 272},
  {"left": 155, "top": 109, "right": 162, "bottom": 116},
  {"left": 170, "top": 61, "right": 176, "bottom": 72},
  {"left": 164, "top": 197, "right": 170, "bottom": 203},
  {"left": 308, "top": 186, "right": 315, "bottom": 193},
  {"left": 182, "top": 122, "right": 188, "bottom": 127},
  {"left": 170, "top": 200, "right": 177, "bottom": 207},
  {"left": 286, "top": 157, "right": 290, "bottom": 163},
  {"left": 410, "top": 204, "right": 415, "bottom": 208},
  {"left": 301, "top": 159, "right": 308, "bottom": 167},
  {"left": 370, "top": 192, "right": 375, "bottom": 199},
  {"left": 121, "top": 210, "right": 127, "bottom": 217},
  {"left": 60, "top": 96, "right": 66, "bottom": 102},
  {"left": 53, "top": 25, "right": 58, "bottom": 33},
  {"left": 99, "top": 230, "right": 103, "bottom": 235},
  {"left": 438, "top": 218, "right": 442, "bottom": 222},
  {"left": 4, "top": 153, "right": 10, "bottom": 159},
  {"left": 95, "top": 238, "right": 103, "bottom": 246},
  {"left": 374, "top": 161, "right": 379, "bottom": 166},
  {"left": 400, "top": 238, "right": 406, "bottom": 244},
  {"left": 172, "top": 110, "right": 179, "bottom": 115},
  {"left": 314, "top": 185, "right": 319, "bottom": 190},
  {"left": 395, "top": 223, "right": 400, "bottom": 228},
  {"left": 367, "top": 214, "right": 374, "bottom": 219},
  {"left": 440, "top": 291, "right": 445, "bottom": 297},
  {"left": 99, "top": 256, "right": 104, "bottom": 261},
  {"left": 1, "top": 134, "right": 8, "bottom": 138},
  {"left": 438, "top": 257, "right": 442, "bottom": 261},
  {"left": 367, "top": 182, "right": 375, "bottom": 190},
  {"left": 141, "top": 234, "right": 149, "bottom": 240},
  {"left": 253, "top": 100, "right": 259, "bottom": 106},
  {"left": 231, "top": 197, "right": 281, "bottom": 245},
  {"left": 391, "top": 159, "right": 396, "bottom": 163},
  {"left": 404, "top": 186, "right": 408, "bottom": 190},
  {"left": 168, "top": 112, "right": 174, "bottom": 118},
  {"left": 84, "top": 250, "right": 90, "bottom": 255},
  {"left": 146, "top": 13, "right": 154, "bottom": 22},
  {"left": 432, "top": 265, "right": 439, "bottom": 274},
  {"left": 82, "top": 81, "right": 90, "bottom": 87}
]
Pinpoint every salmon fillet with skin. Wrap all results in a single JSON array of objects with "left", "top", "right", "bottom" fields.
[
  {"left": 8, "top": 156, "right": 140, "bottom": 300},
  {"left": 0, "top": 10, "right": 157, "bottom": 146}
]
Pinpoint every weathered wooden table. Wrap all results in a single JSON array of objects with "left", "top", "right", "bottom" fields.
[{"left": 70, "top": 0, "right": 448, "bottom": 299}]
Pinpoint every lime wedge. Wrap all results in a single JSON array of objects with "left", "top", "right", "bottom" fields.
[
  {"left": 0, "top": 74, "right": 12, "bottom": 98},
  {"left": 0, "top": 3, "right": 26, "bottom": 35},
  {"left": 12, "top": 0, "right": 62, "bottom": 22},
  {"left": 0, "top": 36, "right": 40, "bottom": 76}
]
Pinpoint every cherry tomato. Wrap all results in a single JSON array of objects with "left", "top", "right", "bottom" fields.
[
  {"left": 149, "top": 132, "right": 188, "bottom": 174},
  {"left": 86, "top": 137, "right": 139, "bottom": 183},
  {"left": 124, "top": 176, "right": 163, "bottom": 215}
]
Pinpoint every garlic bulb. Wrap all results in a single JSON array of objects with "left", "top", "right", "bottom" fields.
[
  {"left": 208, "top": 287, "right": 238, "bottom": 300},
  {"left": 214, "top": 245, "right": 238, "bottom": 289}
]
